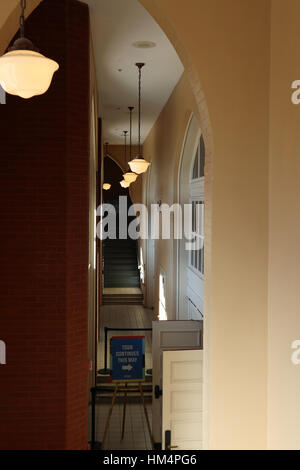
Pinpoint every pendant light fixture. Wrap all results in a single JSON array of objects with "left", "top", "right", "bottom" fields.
[
  {"left": 120, "top": 180, "right": 130, "bottom": 188},
  {"left": 120, "top": 131, "right": 130, "bottom": 188},
  {"left": 103, "top": 142, "right": 111, "bottom": 190},
  {"left": 0, "top": 0, "right": 59, "bottom": 99},
  {"left": 128, "top": 63, "right": 150, "bottom": 175},
  {"left": 123, "top": 107, "right": 138, "bottom": 184}
]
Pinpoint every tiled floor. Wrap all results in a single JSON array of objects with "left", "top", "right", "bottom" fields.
[
  {"left": 90, "top": 398, "right": 153, "bottom": 450},
  {"left": 93, "top": 303, "right": 155, "bottom": 450}
]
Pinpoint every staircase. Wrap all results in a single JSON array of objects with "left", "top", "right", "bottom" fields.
[
  {"left": 103, "top": 239, "right": 141, "bottom": 289},
  {"left": 102, "top": 291, "right": 144, "bottom": 305}
]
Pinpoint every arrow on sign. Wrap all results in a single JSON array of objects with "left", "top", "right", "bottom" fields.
[{"left": 122, "top": 365, "right": 133, "bottom": 371}]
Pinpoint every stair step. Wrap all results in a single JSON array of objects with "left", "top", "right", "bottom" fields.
[
  {"left": 104, "top": 280, "right": 140, "bottom": 284},
  {"left": 104, "top": 274, "right": 140, "bottom": 279},
  {"left": 105, "top": 270, "right": 138, "bottom": 275},
  {"left": 104, "top": 253, "right": 137, "bottom": 258},
  {"left": 104, "top": 282, "right": 140, "bottom": 286},
  {"left": 104, "top": 272, "right": 139, "bottom": 275},
  {"left": 104, "top": 265, "right": 138, "bottom": 270},
  {"left": 103, "top": 235, "right": 139, "bottom": 288},
  {"left": 102, "top": 301, "right": 143, "bottom": 305},
  {"left": 103, "top": 294, "right": 143, "bottom": 298},
  {"left": 103, "top": 295, "right": 143, "bottom": 300}
]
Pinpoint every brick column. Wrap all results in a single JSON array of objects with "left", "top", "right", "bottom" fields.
[{"left": 0, "top": 0, "right": 90, "bottom": 449}]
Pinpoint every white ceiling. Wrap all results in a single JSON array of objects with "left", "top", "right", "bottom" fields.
[{"left": 84, "top": 0, "right": 183, "bottom": 145}]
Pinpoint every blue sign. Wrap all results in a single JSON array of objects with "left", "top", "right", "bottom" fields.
[{"left": 110, "top": 336, "right": 145, "bottom": 382}]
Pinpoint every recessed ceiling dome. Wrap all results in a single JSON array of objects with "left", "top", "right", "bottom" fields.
[{"left": 132, "top": 40, "right": 156, "bottom": 49}]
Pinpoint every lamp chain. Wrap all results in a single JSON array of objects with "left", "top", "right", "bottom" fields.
[
  {"left": 138, "top": 66, "right": 141, "bottom": 155},
  {"left": 136, "top": 63, "right": 145, "bottom": 157},
  {"left": 20, "top": 0, "right": 27, "bottom": 38},
  {"left": 124, "top": 131, "right": 128, "bottom": 170},
  {"left": 129, "top": 107, "right": 134, "bottom": 161}
]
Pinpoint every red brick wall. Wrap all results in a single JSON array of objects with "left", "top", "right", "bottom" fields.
[{"left": 0, "top": 0, "right": 90, "bottom": 449}]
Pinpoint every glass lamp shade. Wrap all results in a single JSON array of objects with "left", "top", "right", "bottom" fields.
[
  {"left": 123, "top": 172, "right": 138, "bottom": 183},
  {"left": 120, "top": 180, "right": 130, "bottom": 188},
  {"left": 128, "top": 158, "right": 150, "bottom": 175},
  {"left": 0, "top": 50, "right": 59, "bottom": 99},
  {"left": 103, "top": 183, "right": 111, "bottom": 190}
]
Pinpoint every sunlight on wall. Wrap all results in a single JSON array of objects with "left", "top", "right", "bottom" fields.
[
  {"left": 139, "top": 246, "right": 145, "bottom": 284},
  {"left": 159, "top": 268, "right": 167, "bottom": 320}
]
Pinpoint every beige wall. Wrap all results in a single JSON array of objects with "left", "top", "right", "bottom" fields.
[
  {"left": 268, "top": 0, "right": 300, "bottom": 450},
  {"left": 140, "top": 0, "right": 270, "bottom": 449}
]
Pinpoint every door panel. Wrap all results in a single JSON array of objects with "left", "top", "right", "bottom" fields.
[
  {"left": 162, "top": 349, "right": 203, "bottom": 450},
  {"left": 152, "top": 320, "right": 203, "bottom": 445}
]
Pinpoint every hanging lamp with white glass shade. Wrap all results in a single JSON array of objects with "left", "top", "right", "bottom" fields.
[
  {"left": 0, "top": 0, "right": 59, "bottom": 99},
  {"left": 120, "top": 130, "right": 131, "bottom": 188},
  {"left": 128, "top": 63, "right": 150, "bottom": 175},
  {"left": 120, "top": 180, "right": 130, "bottom": 188},
  {"left": 123, "top": 172, "right": 137, "bottom": 183},
  {"left": 102, "top": 142, "right": 112, "bottom": 190},
  {"left": 123, "top": 107, "right": 138, "bottom": 184}
]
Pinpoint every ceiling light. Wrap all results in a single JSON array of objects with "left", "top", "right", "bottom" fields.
[
  {"left": 103, "top": 183, "right": 111, "bottom": 191},
  {"left": 120, "top": 180, "right": 130, "bottom": 188},
  {"left": 128, "top": 158, "right": 150, "bottom": 174},
  {"left": 0, "top": 1, "right": 59, "bottom": 99},
  {"left": 132, "top": 41, "right": 156, "bottom": 49},
  {"left": 128, "top": 63, "right": 150, "bottom": 175},
  {"left": 124, "top": 172, "right": 137, "bottom": 183}
]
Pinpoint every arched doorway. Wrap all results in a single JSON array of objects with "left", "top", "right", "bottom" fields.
[
  {"left": 0, "top": 0, "right": 214, "bottom": 451},
  {"left": 102, "top": 155, "right": 140, "bottom": 289}
]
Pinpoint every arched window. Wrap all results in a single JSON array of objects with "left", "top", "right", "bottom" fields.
[
  {"left": 177, "top": 115, "right": 205, "bottom": 321},
  {"left": 187, "top": 134, "right": 205, "bottom": 319},
  {"left": 192, "top": 135, "right": 205, "bottom": 180},
  {"left": 190, "top": 135, "right": 205, "bottom": 276}
]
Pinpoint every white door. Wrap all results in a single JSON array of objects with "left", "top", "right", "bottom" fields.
[
  {"left": 162, "top": 349, "right": 203, "bottom": 450},
  {"left": 152, "top": 320, "right": 203, "bottom": 446}
]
